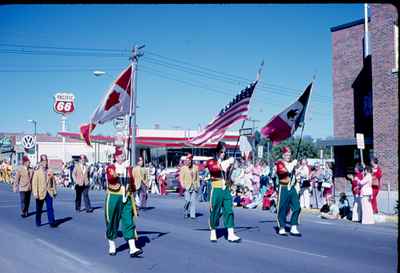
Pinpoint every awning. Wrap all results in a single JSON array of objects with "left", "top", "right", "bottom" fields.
[{"left": 318, "top": 137, "right": 373, "bottom": 146}]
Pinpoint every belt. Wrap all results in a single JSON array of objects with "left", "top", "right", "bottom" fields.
[{"left": 211, "top": 179, "right": 225, "bottom": 188}]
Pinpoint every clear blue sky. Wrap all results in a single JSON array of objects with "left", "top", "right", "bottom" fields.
[{"left": 0, "top": 4, "right": 364, "bottom": 139}]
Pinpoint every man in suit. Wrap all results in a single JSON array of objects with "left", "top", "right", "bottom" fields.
[
  {"left": 133, "top": 157, "right": 149, "bottom": 210},
  {"left": 72, "top": 154, "right": 93, "bottom": 213},
  {"left": 32, "top": 154, "right": 57, "bottom": 227},
  {"left": 13, "top": 156, "right": 33, "bottom": 217},
  {"left": 180, "top": 153, "right": 200, "bottom": 219}
]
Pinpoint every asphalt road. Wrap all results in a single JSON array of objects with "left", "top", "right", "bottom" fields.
[{"left": 0, "top": 183, "right": 397, "bottom": 273}]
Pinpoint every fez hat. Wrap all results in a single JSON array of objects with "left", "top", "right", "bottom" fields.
[
  {"left": 22, "top": 156, "right": 30, "bottom": 163},
  {"left": 281, "top": 146, "right": 291, "bottom": 154},
  {"left": 114, "top": 146, "right": 124, "bottom": 157}
]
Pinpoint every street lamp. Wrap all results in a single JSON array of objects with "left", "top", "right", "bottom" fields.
[{"left": 27, "top": 119, "right": 38, "bottom": 164}]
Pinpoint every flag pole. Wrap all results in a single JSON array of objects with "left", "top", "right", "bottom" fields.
[
  {"left": 294, "top": 74, "right": 316, "bottom": 160},
  {"left": 128, "top": 45, "right": 145, "bottom": 167},
  {"left": 231, "top": 60, "right": 264, "bottom": 159}
]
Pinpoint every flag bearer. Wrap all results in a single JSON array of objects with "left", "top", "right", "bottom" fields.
[
  {"left": 276, "top": 146, "right": 301, "bottom": 236},
  {"left": 105, "top": 147, "right": 143, "bottom": 257},
  {"left": 207, "top": 141, "right": 241, "bottom": 243}
]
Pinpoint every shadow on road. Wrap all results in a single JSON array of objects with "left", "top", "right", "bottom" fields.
[
  {"left": 116, "top": 230, "right": 169, "bottom": 252},
  {"left": 53, "top": 217, "right": 73, "bottom": 227},
  {"left": 194, "top": 226, "right": 259, "bottom": 239}
]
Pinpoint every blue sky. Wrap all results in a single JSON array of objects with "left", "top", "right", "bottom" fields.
[{"left": 0, "top": 4, "right": 364, "bottom": 139}]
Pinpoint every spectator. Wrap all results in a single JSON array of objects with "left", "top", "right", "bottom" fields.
[
  {"left": 240, "top": 186, "right": 253, "bottom": 207},
  {"left": 338, "top": 192, "right": 351, "bottom": 220},
  {"left": 296, "top": 159, "right": 311, "bottom": 209},
  {"left": 320, "top": 196, "right": 339, "bottom": 220},
  {"left": 346, "top": 163, "right": 363, "bottom": 222},
  {"left": 358, "top": 165, "right": 375, "bottom": 225},
  {"left": 310, "top": 163, "right": 324, "bottom": 209},
  {"left": 322, "top": 162, "right": 333, "bottom": 205},
  {"left": 370, "top": 157, "right": 382, "bottom": 214}
]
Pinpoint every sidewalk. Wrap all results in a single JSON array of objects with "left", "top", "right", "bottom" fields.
[{"left": 301, "top": 207, "right": 398, "bottom": 224}]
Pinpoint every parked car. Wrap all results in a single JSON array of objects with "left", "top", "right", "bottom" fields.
[{"left": 164, "top": 167, "right": 180, "bottom": 192}]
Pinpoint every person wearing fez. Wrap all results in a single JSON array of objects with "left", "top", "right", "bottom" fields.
[
  {"left": 72, "top": 154, "right": 93, "bottom": 213},
  {"left": 275, "top": 146, "right": 301, "bottom": 236},
  {"left": 206, "top": 141, "right": 241, "bottom": 243},
  {"left": 105, "top": 146, "right": 143, "bottom": 257},
  {"left": 13, "top": 155, "right": 33, "bottom": 218},
  {"left": 32, "top": 154, "right": 57, "bottom": 227},
  {"left": 180, "top": 153, "right": 200, "bottom": 219}
]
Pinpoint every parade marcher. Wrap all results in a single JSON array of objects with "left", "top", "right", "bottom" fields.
[
  {"left": 275, "top": 146, "right": 301, "bottom": 236},
  {"left": 370, "top": 157, "right": 382, "bottom": 214},
  {"left": 72, "top": 154, "right": 93, "bottom": 213},
  {"left": 180, "top": 153, "right": 200, "bottom": 219},
  {"left": 133, "top": 157, "right": 149, "bottom": 210},
  {"left": 105, "top": 147, "right": 143, "bottom": 257},
  {"left": 13, "top": 156, "right": 33, "bottom": 217},
  {"left": 207, "top": 141, "right": 241, "bottom": 243},
  {"left": 32, "top": 154, "right": 57, "bottom": 227}
]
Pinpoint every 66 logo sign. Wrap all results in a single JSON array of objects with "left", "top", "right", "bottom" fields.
[{"left": 54, "top": 93, "right": 75, "bottom": 114}]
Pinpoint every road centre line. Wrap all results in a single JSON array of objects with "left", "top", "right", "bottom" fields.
[
  {"left": 243, "top": 239, "right": 329, "bottom": 259},
  {"left": 35, "top": 238, "right": 92, "bottom": 266}
]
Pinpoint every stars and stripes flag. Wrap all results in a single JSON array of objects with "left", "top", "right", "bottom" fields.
[
  {"left": 260, "top": 82, "right": 312, "bottom": 145},
  {"left": 188, "top": 81, "right": 258, "bottom": 146},
  {"left": 80, "top": 65, "right": 133, "bottom": 146}
]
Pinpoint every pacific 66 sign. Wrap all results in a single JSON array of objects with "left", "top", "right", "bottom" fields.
[{"left": 54, "top": 93, "right": 75, "bottom": 114}]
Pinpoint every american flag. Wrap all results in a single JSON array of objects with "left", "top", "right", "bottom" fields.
[{"left": 188, "top": 81, "right": 258, "bottom": 146}]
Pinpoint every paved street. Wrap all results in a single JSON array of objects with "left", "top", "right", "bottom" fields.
[{"left": 0, "top": 183, "right": 397, "bottom": 273}]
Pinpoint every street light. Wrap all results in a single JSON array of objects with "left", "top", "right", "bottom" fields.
[{"left": 27, "top": 119, "right": 38, "bottom": 164}]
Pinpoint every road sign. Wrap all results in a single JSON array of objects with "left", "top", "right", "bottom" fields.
[
  {"left": 239, "top": 136, "right": 252, "bottom": 153},
  {"left": 22, "top": 135, "right": 35, "bottom": 149},
  {"left": 239, "top": 128, "right": 253, "bottom": 136},
  {"left": 356, "top": 133, "right": 365, "bottom": 149},
  {"left": 113, "top": 117, "right": 126, "bottom": 131},
  {"left": 54, "top": 93, "right": 75, "bottom": 115},
  {"left": 257, "top": 145, "right": 263, "bottom": 158}
]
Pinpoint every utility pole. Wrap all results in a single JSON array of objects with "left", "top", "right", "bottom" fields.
[
  {"left": 128, "top": 45, "right": 145, "bottom": 166},
  {"left": 247, "top": 117, "right": 260, "bottom": 164}
]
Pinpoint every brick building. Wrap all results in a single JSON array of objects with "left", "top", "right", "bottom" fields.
[{"left": 328, "top": 4, "right": 398, "bottom": 192}]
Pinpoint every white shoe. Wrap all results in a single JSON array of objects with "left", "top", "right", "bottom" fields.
[
  {"left": 128, "top": 239, "right": 143, "bottom": 257},
  {"left": 227, "top": 228, "right": 241, "bottom": 243},
  {"left": 108, "top": 240, "right": 116, "bottom": 256},
  {"left": 278, "top": 228, "right": 287, "bottom": 236},
  {"left": 210, "top": 229, "right": 217, "bottom": 242},
  {"left": 290, "top": 225, "right": 302, "bottom": 237}
]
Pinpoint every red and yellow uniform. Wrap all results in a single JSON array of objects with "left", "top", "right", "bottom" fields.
[{"left": 105, "top": 161, "right": 138, "bottom": 241}]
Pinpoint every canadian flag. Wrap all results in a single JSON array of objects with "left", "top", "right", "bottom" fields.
[
  {"left": 80, "top": 65, "right": 133, "bottom": 146},
  {"left": 261, "top": 82, "right": 312, "bottom": 145}
]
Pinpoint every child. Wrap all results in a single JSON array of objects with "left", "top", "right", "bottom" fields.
[{"left": 338, "top": 192, "right": 351, "bottom": 219}]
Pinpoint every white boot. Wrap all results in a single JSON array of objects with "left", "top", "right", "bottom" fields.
[
  {"left": 128, "top": 239, "right": 143, "bottom": 257},
  {"left": 290, "top": 225, "right": 302, "bottom": 236},
  {"left": 108, "top": 240, "right": 116, "bottom": 256},
  {"left": 210, "top": 229, "right": 217, "bottom": 242},
  {"left": 227, "top": 228, "right": 241, "bottom": 243},
  {"left": 278, "top": 227, "right": 287, "bottom": 236}
]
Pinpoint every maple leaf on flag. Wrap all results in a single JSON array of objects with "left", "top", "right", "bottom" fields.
[{"left": 105, "top": 90, "right": 121, "bottom": 111}]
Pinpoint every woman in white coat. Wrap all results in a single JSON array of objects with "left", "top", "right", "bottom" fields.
[{"left": 358, "top": 166, "right": 375, "bottom": 225}]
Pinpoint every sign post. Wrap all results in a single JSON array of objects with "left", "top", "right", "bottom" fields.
[
  {"left": 54, "top": 92, "right": 75, "bottom": 164},
  {"left": 356, "top": 133, "right": 365, "bottom": 166}
]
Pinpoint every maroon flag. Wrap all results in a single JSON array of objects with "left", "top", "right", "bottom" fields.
[
  {"left": 80, "top": 65, "right": 133, "bottom": 146},
  {"left": 261, "top": 82, "right": 312, "bottom": 145},
  {"left": 188, "top": 81, "right": 257, "bottom": 146}
]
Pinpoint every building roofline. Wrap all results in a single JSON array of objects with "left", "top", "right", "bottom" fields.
[{"left": 330, "top": 18, "right": 369, "bottom": 32}]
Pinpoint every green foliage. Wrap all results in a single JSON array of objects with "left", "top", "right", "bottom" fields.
[{"left": 256, "top": 131, "right": 333, "bottom": 162}]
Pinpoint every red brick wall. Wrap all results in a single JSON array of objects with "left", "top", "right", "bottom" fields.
[
  {"left": 332, "top": 23, "right": 365, "bottom": 138},
  {"left": 370, "top": 4, "right": 399, "bottom": 190}
]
